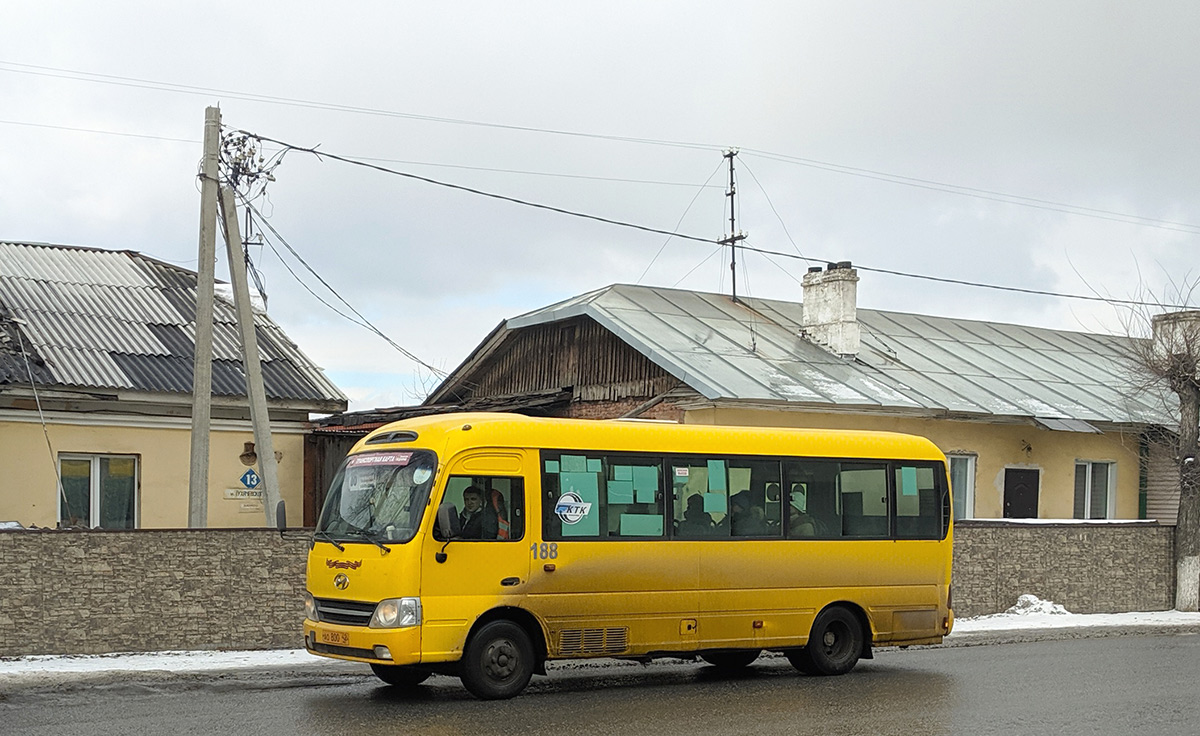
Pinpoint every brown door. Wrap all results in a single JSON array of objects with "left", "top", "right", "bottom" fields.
[{"left": 1003, "top": 469, "right": 1039, "bottom": 518}]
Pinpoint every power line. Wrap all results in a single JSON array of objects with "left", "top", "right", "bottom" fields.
[
  {"left": 741, "top": 149, "right": 1200, "bottom": 236},
  {"left": 735, "top": 243, "right": 1199, "bottom": 310},
  {"left": 742, "top": 236, "right": 804, "bottom": 287},
  {"left": 739, "top": 157, "right": 806, "bottom": 261},
  {"left": 220, "top": 130, "right": 1195, "bottom": 312},
  {"left": 11, "top": 324, "right": 72, "bottom": 523},
  {"left": 637, "top": 158, "right": 727, "bottom": 283},
  {"left": 673, "top": 245, "right": 725, "bottom": 288},
  {"left": 0, "top": 118, "right": 198, "bottom": 144},
  {"left": 239, "top": 197, "right": 448, "bottom": 377},
  {"left": 19, "top": 103, "right": 1179, "bottom": 313},
  {"left": 0, "top": 61, "right": 719, "bottom": 152},
  {"left": 0, "top": 116, "right": 720, "bottom": 188},
  {"left": 345, "top": 154, "right": 724, "bottom": 189},
  {"left": 6, "top": 60, "right": 1197, "bottom": 236},
  {"left": 231, "top": 129, "right": 720, "bottom": 245}
]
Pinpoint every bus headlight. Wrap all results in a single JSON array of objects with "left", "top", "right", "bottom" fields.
[
  {"left": 303, "top": 592, "right": 317, "bottom": 621},
  {"left": 370, "top": 597, "right": 422, "bottom": 628}
]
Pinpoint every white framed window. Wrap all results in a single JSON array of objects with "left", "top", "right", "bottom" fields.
[
  {"left": 58, "top": 454, "right": 139, "bottom": 529},
  {"left": 948, "top": 454, "right": 976, "bottom": 520},
  {"left": 1074, "top": 461, "right": 1114, "bottom": 520}
]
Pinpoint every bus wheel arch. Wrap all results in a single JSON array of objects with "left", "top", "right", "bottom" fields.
[
  {"left": 787, "top": 602, "right": 872, "bottom": 676},
  {"left": 466, "top": 606, "right": 548, "bottom": 670},
  {"left": 459, "top": 607, "right": 547, "bottom": 699}
]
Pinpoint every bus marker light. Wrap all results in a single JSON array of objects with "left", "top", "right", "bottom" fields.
[
  {"left": 753, "top": 620, "right": 763, "bottom": 629},
  {"left": 544, "top": 564, "right": 556, "bottom": 572}
]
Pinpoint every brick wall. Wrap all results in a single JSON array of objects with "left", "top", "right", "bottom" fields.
[
  {"left": 561, "top": 398, "right": 685, "bottom": 422},
  {"left": 0, "top": 522, "right": 1176, "bottom": 657},
  {"left": 951, "top": 521, "right": 1175, "bottom": 617}
]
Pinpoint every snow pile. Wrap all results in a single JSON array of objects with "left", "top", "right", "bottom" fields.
[{"left": 1005, "top": 594, "right": 1070, "bottom": 616}]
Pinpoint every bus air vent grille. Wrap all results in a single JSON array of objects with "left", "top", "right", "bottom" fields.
[{"left": 558, "top": 627, "right": 629, "bottom": 656}]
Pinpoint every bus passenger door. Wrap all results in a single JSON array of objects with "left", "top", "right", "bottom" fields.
[{"left": 419, "top": 451, "right": 532, "bottom": 662}]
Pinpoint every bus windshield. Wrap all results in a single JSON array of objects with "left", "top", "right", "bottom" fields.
[{"left": 317, "top": 450, "right": 437, "bottom": 544}]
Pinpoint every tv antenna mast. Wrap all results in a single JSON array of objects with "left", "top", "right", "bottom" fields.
[{"left": 718, "top": 148, "right": 747, "bottom": 302}]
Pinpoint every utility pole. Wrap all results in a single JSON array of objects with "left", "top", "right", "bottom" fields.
[
  {"left": 218, "top": 186, "right": 283, "bottom": 527},
  {"left": 718, "top": 149, "right": 746, "bottom": 303},
  {"left": 188, "top": 106, "right": 220, "bottom": 528}
]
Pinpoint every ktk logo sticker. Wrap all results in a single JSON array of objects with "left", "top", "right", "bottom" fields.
[{"left": 554, "top": 492, "right": 592, "bottom": 525}]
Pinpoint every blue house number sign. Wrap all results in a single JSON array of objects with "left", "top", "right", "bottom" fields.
[{"left": 240, "top": 469, "right": 261, "bottom": 489}]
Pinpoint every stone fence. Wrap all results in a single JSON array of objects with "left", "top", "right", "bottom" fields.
[
  {"left": 0, "top": 521, "right": 1176, "bottom": 657},
  {"left": 951, "top": 520, "right": 1175, "bottom": 617},
  {"left": 0, "top": 529, "right": 309, "bottom": 658}
]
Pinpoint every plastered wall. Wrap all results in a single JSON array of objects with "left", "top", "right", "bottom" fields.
[{"left": 0, "top": 417, "right": 307, "bottom": 528}]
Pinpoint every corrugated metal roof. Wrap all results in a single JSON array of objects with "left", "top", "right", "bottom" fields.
[
  {"left": 456, "top": 283, "right": 1173, "bottom": 426},
  {"left": 0, "top": 241, "right": 346, "bottom": 409}
]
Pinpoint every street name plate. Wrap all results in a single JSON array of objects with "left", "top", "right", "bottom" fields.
[{"left": 225, "top": 488, "right": 265, "bottom": 500}]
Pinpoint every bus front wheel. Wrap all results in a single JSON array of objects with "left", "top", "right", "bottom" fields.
[
  {"left": 788, "top": 606, "right": 862, "bottom": 676},
  {"left": 370, "top": 663, "right": 431, "bottom": 687},
  {"left": 461, "top": 620, "right": 535, "bottom": 700}
]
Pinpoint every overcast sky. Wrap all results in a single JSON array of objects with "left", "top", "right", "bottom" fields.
[{"left": 3, "top": 2, "right": 1198, "bottom": 411}]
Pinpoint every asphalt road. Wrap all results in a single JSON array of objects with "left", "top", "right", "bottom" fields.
[{"left": 4, "top": 634, "right": 1199, "bottom": 736}]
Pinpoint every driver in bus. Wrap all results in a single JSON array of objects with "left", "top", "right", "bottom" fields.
[{"left": 458, "top": 486, "right": 498, "bottom": 539}]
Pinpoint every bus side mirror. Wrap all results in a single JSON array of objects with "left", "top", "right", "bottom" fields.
[
  {"left": 435, "top": 502, "right": 461, "bottom": 541},
  {"left": 435, "top": 502, "right": 461, "bottom": 563}
]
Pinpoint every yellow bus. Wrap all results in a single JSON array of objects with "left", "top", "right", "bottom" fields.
[{"left": 303, "top": 413, "right": 953, "bottom": 699}]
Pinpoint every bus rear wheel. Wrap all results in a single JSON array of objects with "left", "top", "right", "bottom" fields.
[
  {"left": 788, "top": 606, "right": 862, "bottom": 676},
  {"left": 370, "top": 663, "right": 431, "bottom": 687},
  {"left": 700, "top": 649, "right": 762, "bottom": 670},
  {"left": 460, "top": 620, "right": 534, "bottom": 700}
]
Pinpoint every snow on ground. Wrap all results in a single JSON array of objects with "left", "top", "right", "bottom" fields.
[
  {"left": 3, "top": 596, "right": 1199, "bottom": 678},
  {"left": 951, "top": 595, "right": 1200, "bottom": 633},
  {"left": 0, "top": 648, "right": 325, "bottom": 677}
]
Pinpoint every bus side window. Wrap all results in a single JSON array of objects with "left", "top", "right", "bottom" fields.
[
  {"left": 607, "top": 460, "right": 664, "bottom": 538},
  {"left": 672, "top": 461, "right": 725, "bottom": 538},
  {"left": 541, "top": 453, "right": 664, "bottom": 540},
  {"left": 839, "top": 464, "right": 889, "bottom": 538},
  {"left": 784, "top": 460, "right": 841, "bottom": 539},
  {"left": 894, "top": 464, "right": 943, "bottom": 539},
  {"left": 440, "top": 475, "right": 525, "bottom": 541},
  {"left": 727, "top": 459, "right": 781, "bottom": 538}
]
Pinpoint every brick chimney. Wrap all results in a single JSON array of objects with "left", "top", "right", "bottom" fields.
[{"left": 801, "top": 261, "right": 860, "bottom": 357}]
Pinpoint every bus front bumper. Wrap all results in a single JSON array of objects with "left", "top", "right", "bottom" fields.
[{"left": 303, "top": 619, "right": 422, "bottom": 665}]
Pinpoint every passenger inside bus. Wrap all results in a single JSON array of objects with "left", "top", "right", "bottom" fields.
[
  {"left": 730, "top": 492, "right": 769, "bottom": 536},
  {"left": 789, "top": 504, "right": 817, "bottom": 536},
  {"left": 676, "top": 493, "right": 719, "bottom": 537}
]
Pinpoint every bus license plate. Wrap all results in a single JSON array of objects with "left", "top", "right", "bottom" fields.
[{"left": 320, "top": 630, "right": 350, "bottom": 646}]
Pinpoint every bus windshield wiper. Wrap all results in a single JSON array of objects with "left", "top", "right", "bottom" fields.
[
  {"left": 346, "top": 528, "right": 392, "bottom": 555},
  {"left": 312, "top": 530, "right": 345, "bottom": 551}
]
